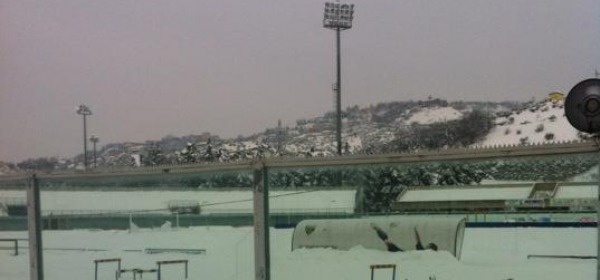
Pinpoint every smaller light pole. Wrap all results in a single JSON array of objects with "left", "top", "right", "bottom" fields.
[
  {"left": 89, "top": 135, "right": 99, "bottom": 169},
  {"left": 76, "top": 105, "right": 92, "bottom": 171}
]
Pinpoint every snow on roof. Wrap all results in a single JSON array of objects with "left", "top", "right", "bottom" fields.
[
  {"left": 554, "top": 184, "right": 598, "bottom": 199},
  {"left": 399, "top": 186, "right": 532, "bottom": 202}
]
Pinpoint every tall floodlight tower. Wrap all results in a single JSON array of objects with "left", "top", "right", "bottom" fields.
[
  {"left": 323, "top": 2, "right": 354, "bottom": 156},
  {"left": 76, "top": 105, "right": 92, "bottom": 171}
]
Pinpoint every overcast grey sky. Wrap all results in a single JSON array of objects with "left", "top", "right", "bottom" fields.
[{"left": 1, "top": 0, "right": 599, "bottom": 162}]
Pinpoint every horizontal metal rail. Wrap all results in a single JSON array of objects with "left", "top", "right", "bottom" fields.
[
  {"left": 267, "top": 140, "right": 597, "bottom": 169},
  {"left": 146, "top": 248, "right": 204, "bottom": 254},
  {"left": 527, "top": 254, "right": 596, "bottom": 259}
]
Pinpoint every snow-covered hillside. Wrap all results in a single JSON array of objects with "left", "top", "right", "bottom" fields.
[
  {"left": 404, "top": 106, "right": 464, "bottom": 125},
  {"left": 478, "top": 100, "right": 581, "bottom": 147},
  {"left": 0, "top": 162, "right": 19, "bottom": 175},
  {"left": 3, "top": 98, "right": 587, "bottom": 171}
]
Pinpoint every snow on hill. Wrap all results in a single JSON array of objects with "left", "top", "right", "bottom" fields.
[
  {"left": 404, "top": 106, "right": 464, "bottom": 125},
  {"left": 4, "top": 99, "right": 587, "bottom": 170},
  {"left": 0, "top": 162, "right": 19, "bottom": 175},
  {"left": 477, "top": 100, "right": 582, "bottom": 147}
]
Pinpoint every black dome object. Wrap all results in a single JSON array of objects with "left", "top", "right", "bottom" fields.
[{"left": 565, "top": 78, "right": 600, "bottom": 133}]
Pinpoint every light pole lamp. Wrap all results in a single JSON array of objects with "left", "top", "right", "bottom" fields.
[
  {"left": 323, "top": 2, "right": 354, "bottom": 155},
  {"left": 76, "top": 105, "right": 92, "bottom": 170},
  {"left": 89, "top": 134, "right": 99, "bottom": 168}
]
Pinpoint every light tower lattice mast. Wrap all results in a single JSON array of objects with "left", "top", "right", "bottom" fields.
[{"left": 323, "top": 2, "right": 354, "bottom": 156}]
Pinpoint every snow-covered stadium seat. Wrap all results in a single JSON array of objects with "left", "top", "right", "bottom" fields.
[{"left": 292, "top": 216, "right": 466, "bottom": 258}]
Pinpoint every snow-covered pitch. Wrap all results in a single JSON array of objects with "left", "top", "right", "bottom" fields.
[
  {"left": 0, "top": 188, "right": 596, "bottom": 279},
  {"left": 0, "top": 226, "right": 595, "bottom": 280}
]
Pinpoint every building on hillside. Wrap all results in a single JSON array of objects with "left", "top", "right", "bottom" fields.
[{"left": 547, "top": 92, "right": 565, "bottom": 103}]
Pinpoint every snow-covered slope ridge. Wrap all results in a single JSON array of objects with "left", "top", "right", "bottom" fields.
[
  {"left": 479, "top": 100, "right": 581, "bottom": 146},
  {"left": 405, "top": 106, "right": 463, "bottom": 125}
]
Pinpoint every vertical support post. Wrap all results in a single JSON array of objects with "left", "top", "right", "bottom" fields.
[
  {"left": 335, "top": 27, "right": 342, "bottom": 156},
  {"left": 129, "top": 213, "right": 133, "bottom": 233},
  {"left": 253, "top": 163, "right": 270, "bottom": 280},
  {"left": 185, "top": 261, "right": 188, "bottom": 279},
  {"left": 93, "top": 141, "right": 97, "bottom": 168},
  {"left": 157, "top": 263, "right": 161, "bottom": 280},
  {"left": 597, "top": 147, "right": 600, "bottom": 280},
  {"left": 27, "top": 174, "right": 44, "bottom": 280},
  {"left": 14, "top": 240, "right": 18, "bottom": 256},
  {"left": 83, "top": 114, "right": 88, "bottom": 171}
]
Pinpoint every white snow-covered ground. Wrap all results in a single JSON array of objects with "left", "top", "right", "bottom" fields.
[
  {"left": 0, "top": 189, "right": 596, "bottom": 280},
  {"left": 0, "top": 190, "right": 356, "bottom": 214},
  {"left": 0, "top": 226, "right": 595, "bottom": 280}
]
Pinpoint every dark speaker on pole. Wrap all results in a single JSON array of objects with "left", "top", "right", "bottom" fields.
[{"left": 565, "top": 78, "right": 600, "bottom": 133}]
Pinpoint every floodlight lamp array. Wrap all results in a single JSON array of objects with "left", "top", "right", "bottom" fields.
[
  {"left": 76, "top": 104, "right": 92, "bottom": 116},
  {"left": 323, "top": 2, "right": 354, "bottom": 30}
]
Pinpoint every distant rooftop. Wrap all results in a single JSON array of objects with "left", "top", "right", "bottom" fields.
[
  {"left": 399, "top": 184, "right": 532, "bottom": 202},
  {"left": 397, "top": 182, "right": 597, "bottom": 202}
]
